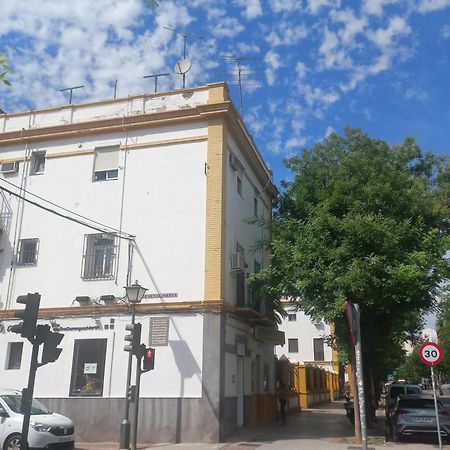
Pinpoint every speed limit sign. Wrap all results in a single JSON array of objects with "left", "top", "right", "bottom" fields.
[{"left": 418, "top": 341, "right": 443, "bottom": 366}]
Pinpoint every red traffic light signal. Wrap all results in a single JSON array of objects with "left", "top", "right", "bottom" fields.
[
  {"left": 142, "top": 347, "right": 155, "bottom": 372},
  {"left": 10, "top": 293, "right": 40, "bottom": 343}
]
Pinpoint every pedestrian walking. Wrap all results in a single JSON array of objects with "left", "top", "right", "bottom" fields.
[
  {"left": 343, "top": 381, "right": 351, "bottom": 403},
  {"left": 277, "top": 380, "right": 287, "bottom": 425}
]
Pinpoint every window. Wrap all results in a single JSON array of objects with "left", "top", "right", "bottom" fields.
[
  {"left": 82, "top": 233, "right": 117, "bottom": 279},
  {"left": 30, "top": 151, "right": 46, "bottom": 175},
  {"left": 288, "top": 313, "right": 297, "bottom": 322},
  {"left": 288, "top": 338, "right": 299, "bottom": 353},
  {"left": 6, "top": 342, "right": 23, "bottom": 370},
  {"left": 17, "top": 238, "right": 39, "bottom": 266},
  {"left": 253, "top": 188, "right": 259, "bottom": 216},
  {"left": 93, "top": 145, "right": 119, "bottom": 181},
  {"left": 313, "top": 338, "right": 325, "bottom": 361},
  {"left": 237, "top": 175, "right": 243, "bottom": 196},
  {"left": 70, "top": 339, "right": 107, "bottom": 396}
]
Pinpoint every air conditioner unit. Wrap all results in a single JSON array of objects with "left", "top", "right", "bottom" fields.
[
  {"left": 231, "top": 252, "right": 244, "bottom": 270},
  {"left": 1, "top": 161, "right": 19, "bottom": 174},
  {"left": 229, "top": 153, "right": 240, "bottom": 171}
]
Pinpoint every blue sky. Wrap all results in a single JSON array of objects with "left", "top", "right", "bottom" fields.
[{"left": 1, "top": 0, "right": 450, "bottom": 186}]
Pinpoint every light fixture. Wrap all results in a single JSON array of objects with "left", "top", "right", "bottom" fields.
[
  {"left": 100, "top": 294, "right": 117, "bottom": 304},
  {"left": 75, "top": 296, "right": 92, "bottom": 306},
  {"left": 124, "top": 281, "right": 147, "bottom": 304}
]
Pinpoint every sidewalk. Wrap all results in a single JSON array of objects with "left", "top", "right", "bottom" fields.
[{"left": 76, "top": 400, "right": 449, "bottom": 450}]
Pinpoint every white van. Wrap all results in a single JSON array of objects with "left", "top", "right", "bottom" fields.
[
  {"left": 386, "top": 383, "right": 422, "bottom": 412},
  {"left": 0, "top": 389, "right": 75, "bottom": 450}
]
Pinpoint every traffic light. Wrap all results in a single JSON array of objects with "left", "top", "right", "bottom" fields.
[
  {"left": 142, "top": 347, "right": 155, "bottom": 372},
  {"left": 127, "top": 385, "right": 136, "bottom": 402},
  {"left": 124, "top": 323, "right": 141, "bottom": 355},
  {"left": 41, "top": 331, "right": 64, "bottom": 364},
  {"left": 10, "top": 293, "right": 40, "bottom": 342}
]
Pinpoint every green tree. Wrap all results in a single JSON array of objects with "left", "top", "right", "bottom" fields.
[
  {"left": 0, "top": 53, "right": 12, "bottom": 86},
  {"left": 261, "top": 127, "right": 450, "bottom": 371},
  {"left": 437, "top": 292, "right": 450, "bottom": 380}
]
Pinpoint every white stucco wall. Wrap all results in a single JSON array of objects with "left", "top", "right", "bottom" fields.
[
  {"left": 276, "top": 309, "right": 333, "bottom": 363},
  {"left": 0, "top": 121, "right": 208, "bottom": 308}
]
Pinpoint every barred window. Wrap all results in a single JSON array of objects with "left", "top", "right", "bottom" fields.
[
  {"left": 17, "top": 238, "right": 39, "bottom": 266},
  {"left": 288, "top": 338, "right": 299, "bottom": 353},
  {"left": 313, "top": 338, "right": 325, "bottom": 361},
  {"left": 81, "top": 233, "right": 117, "bottom": 280}
]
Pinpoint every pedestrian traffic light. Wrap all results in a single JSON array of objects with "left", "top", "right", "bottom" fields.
[
  {"left": 10, "top": 293, "right": 41, "bottom": 343},
  {"left": 41, "top": 330, "right": 64, "bottom": 365},
  {"left": 142, "top": 347, "right": 155, "bottom": 372},
  {"left": 127, "top": 385, "right": 136, "bottom": 402},
  {"left": 124, "top": 323, "right": 141, "bottom": 355}
]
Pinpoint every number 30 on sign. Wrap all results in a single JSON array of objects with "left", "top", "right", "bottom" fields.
[{"left": 418, "top": 341, "right": 443, "bottom": 366}]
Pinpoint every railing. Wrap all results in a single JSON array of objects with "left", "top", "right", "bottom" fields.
[{"left": 82, "top": 249, "right": 116, "bottom": 279}]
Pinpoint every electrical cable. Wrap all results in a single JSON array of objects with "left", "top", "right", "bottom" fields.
[
  {"left": 0, "top": 177, "right": 127, "bottom": 237},
  {"left": 0, "top": 184, "right": 134, "bottom": 240}
]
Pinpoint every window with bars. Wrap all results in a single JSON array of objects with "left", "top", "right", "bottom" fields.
[
  {"left": 313, "top": 338, "right": 325, "bottom": 361},
  {"left": 93, "top": 145, "right": 119, "bottom": 181},
  {"left": 288, "top": 313, "right": 297, "bottom": 322},
  {"left": 17, "top": 238, "right": 39, "bottom": 266},
  {"left": 81, "top": 233, "right": 117, "bottom": 279},
  {"left": 288, "top": 338, "right": 299, "bottom": 353}
]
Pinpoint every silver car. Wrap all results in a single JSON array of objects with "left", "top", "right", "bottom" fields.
[{"left": 389, "top": 394, "right": 450, "bottom": 442}]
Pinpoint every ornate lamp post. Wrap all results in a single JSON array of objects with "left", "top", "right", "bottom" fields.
[{"left": 119, "top": 281, "right": 147, "bottom": 450}]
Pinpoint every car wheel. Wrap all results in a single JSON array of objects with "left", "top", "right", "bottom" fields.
[{"left": 4, "top": 434, "right": 21, "bottom": 450}]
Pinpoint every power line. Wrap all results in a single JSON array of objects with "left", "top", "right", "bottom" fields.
[
  {"left": 0, "top": 177, "right": 130, "bottom": 237},
  {"left": 0, "top": 184, "right": 133, "bottom": 240}
]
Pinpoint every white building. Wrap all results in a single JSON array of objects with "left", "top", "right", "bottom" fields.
[
  {"left": 0, "top": 82, "right": 281, "bottom": 443},
  {"left": 276, "top": 304, "right": 333, "bottom": 369}
]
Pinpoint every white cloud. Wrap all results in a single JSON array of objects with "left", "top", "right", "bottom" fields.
[
  {"left": 285, "top": 136, "right": 307, "bottom": 150},
  {"left": 269, "top": 0, "right": 302, "bottom": 13},
  {"left": 330, "top": 8, "right": 367, "bottom": 44},
  {"left": 234, "top": 0, "right": 262, "bottom": 19},
  {"left": 307, "top": 0, "right": 340, "bottom": 14},
  {"left": 367, "top": 16, "right": 411, "bottom": 49},
  {"left": 296, "top": 62, "right": 308, "bottom": 78},
  {"left": 442, "top": 24, "right": 450, "bottom": 39},
  {"left": 405, "top": 86, "right": 428, "bottom": 100},
  {"left": 265, "top": 50, "right": 282, "bottom": 86},
  {"left": 362, "top": 0, "right": 399, "bottom": 16},
  {"left": 318, "top": 27, "right": 353, "bottom": 69},
  {"left": 417, "top": 0, "right": 450, "bottom": 12},
  {"left": 265, "top": 22, "right": 308, "bottom": 47},
  {"left": 325, "top": 126, "right": 335, "bottom": 137}
]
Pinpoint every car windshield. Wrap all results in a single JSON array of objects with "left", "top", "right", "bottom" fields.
[
  {"left": 390, "top": 386, "right": 405, "bottom": 399},
  {"left": 398, "top": 398, "right": 437, "bottom": 409},
  {"left": 1, "top": 395, "right": 51, "bottom": 415}
]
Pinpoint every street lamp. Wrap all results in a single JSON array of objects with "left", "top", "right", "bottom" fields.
[{"left": 119, "top": 281, "right": 147, "bottom": 450}]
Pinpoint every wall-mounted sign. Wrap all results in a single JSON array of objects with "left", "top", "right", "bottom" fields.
[
  {"left": 149, "top": 316, "right": 170, "bottom": 346},
  {"left": 84, "top": 363, "right": 98, "bottom": 374},
  {"left": 144, "top": 292, "right": 178, "bottom": 299}
]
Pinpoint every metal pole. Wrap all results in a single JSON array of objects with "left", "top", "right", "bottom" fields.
[
  {"left": 431, "top": 366, "right": 443, "bottom": 450},
  {"left": 130, "top": 354, "right": 142, "bottom": 450},
  {"left": 20, "top": 340, "right": 40, "bottom": 450},
  {"left": 354, "top": 304, "right": 368, "bottom": 450},
  {"left": 119, "top": 303, "right": 136, "bottom": 450}
]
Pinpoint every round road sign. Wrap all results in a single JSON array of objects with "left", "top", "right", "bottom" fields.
[{"left": 418, "top": 341, "right": 443, "bottom": 366}]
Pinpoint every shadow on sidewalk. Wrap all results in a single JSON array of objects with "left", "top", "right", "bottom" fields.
[{"left": 225, "top": 400, "right": 386, "bottom": 444}]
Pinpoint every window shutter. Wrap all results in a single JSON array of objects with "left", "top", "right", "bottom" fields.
[{"left": 94, "top": 146, "right": 119, "bottom": 172}]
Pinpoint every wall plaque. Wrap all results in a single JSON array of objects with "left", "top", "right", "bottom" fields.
[{"left": 149, "top": 316, "right": 170, "bottom": 346}]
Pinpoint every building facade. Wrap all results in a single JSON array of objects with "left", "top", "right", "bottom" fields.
[{"left": 0, "top": 83, "right": 281, "bottom": 443}]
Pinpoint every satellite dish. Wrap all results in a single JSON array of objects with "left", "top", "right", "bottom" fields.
[{"left": 174, "top": 58, "right": 192, "bottom": 75}]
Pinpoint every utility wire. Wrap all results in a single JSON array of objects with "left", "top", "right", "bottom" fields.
[
  {"left": 0, "top": 177, "right": 127, "bottom": 236},
  {"left": 0, "top": 185, "right": 134, "bottom": 240}
]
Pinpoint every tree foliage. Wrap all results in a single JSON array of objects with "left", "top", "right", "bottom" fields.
[
  {"left": 437, "top": 292, "right": 450, "bottom": 379},
  {"left": 262, "top": 127, "right": 450, "bottom": 371},
  {"left": 0, "top": 53, "right": 12, "bottom": 86}
]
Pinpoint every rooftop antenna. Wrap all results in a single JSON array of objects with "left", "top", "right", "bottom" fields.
[
  {"left": 59, "top": 85, "right": 84, "bottom": 104},
  {"left": 164, "top": 26, "right": 204, "bottom": 88},
  {"left": 221, "top": 55, "right": 257, "bottom": 116},
  {"left": 113, "top": 80, "right": 118, "bottom": 99},
  {"left": 143, "top": 73, "right": 170, "bottom": 93}
]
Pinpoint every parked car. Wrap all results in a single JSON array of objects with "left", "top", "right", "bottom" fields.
[
  {"left": 388, "top": 394, "right": 450, "bottom": 442},
  {"left": 385, "top": 383, "right": 422, "bottom": 414},
  {"left": 0, "top": 389, "right": 75, "bottom": 450}
]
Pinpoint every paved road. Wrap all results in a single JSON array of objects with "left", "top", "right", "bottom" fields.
[{"left": 77, "top": 399, "right": 449, "bottom": 450}]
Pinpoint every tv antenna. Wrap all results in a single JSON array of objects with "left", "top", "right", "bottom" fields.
[
  {"left": 221, "top": 55, "right": 258, "bottom": 115},
  {"left": 59, "top": 85, "right": 84, "bottom": 104},
  {"left": 164, "top": 26, "right": 204, "bottom": 88},
  {"left": 143, "top": 73, "right": 170, "bottom": 93}
]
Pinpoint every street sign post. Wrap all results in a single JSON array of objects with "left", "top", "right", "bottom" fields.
[{"left": 418, "top": 341, "right": 444, "bottom": 450}]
